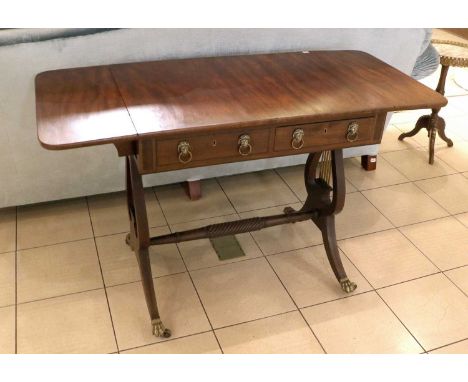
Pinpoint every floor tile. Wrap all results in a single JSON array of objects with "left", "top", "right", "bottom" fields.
[
  {"left": 218, "top": 170, "right": 299, "bottom": 212},
  {"left": 379, "top": 124, "right": 420, "bottom": 153},
  {"left": 172, "top": 215, "right": 263, "bottom": 271},
  {"left": 430, "top": 339, "right": 468, "bottom": 354},
  {"left": 268, "top": 245, "right": 371, "bottom": 307},
  {"left": 96, "top": 226, "right": 186, "bottom": 286},
  {"left": 107, "top": 273, "right": 210, "bottom": 351},
  {"left": 155, "top": 179, "right": 235, "bottom": 225},
  {"left": 0, "top": 306, "right": 15, "bottom": 354},
  {"left": 122, "top": 332, "right": 221, "bottom": 354},
  {"left": 400, "top": 217, "right": 468, "bottom": 271},
  {"left": 435, "top": 142, "right": 468, "bottom": 172},
  {"left": 343, "top": 156, "right": 408, "bottom": 191},
  {"left": 416, "top": 174, "right": 468, "bottom": 215},
  {"left": 455, "top": 212, "right": 468, "bottom": 228},
  {"left": 215, "top": 311, "right": 323, "bottom": 354},
  {"left": 339, "top": 230, "right": 438, "bottom": 289},
  {"left": 88, "top": 189, "right": 166, "bottom": 237},
  {"left": 443, "top": 115, "right": 468, "bottom": 141},
  {"left": 17, "top": 198, "right": 93, "bottom": 250},
  {"left": 0, "top": 252, "right": 15, "bottom": 307},
  {"left": 17, "top": 289, "right": 116, "bottom": 354},
  {"left": 382, "top": 149, "right": 456, "bottom": 181},
  {"left": 301, "top": 292, "right": 422, "bottom": 353},
  {"left": 379, "top": 274, "right": 468, "bottom": 351},
  {"left": 17, "top": 239, "right": 103, "bottom": 303},
  {"left": 191, "top": 257, "right": 295, "bottom": 329},
  {"left": 0, "top": 207, "right": 16, "bottom": 254},
  {"left": 239, "top": 204, "right": 323, "bottom": 255},
  {"left": 335, "top": 192, "right": 393, "bottom": 239},
  {"left": 276, "top": 165, "right": 356, "bottom": 201},
  {"left": 445, "top": 266, "right": 468, "bottom": 296},
  {"left": 362, "top": 183, "right": 449, "bottom": 227}
]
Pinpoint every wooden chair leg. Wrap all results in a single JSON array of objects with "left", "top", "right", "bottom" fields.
[
  {"left": 182, "top": 180, "right": 202, "bottom": 201},
  {"left": 361, "top": 155, "right": 377, "bottom": 171}
]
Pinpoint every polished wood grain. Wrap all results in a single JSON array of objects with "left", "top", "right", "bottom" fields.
[
  {"left": 36, "top": 66, "right": 137, "bottom": 149},
  {"left": 110, "top": 51, "right": 446, "bottom": 137},
  {"left": 36, "top": 50, "right": 447, "bottom": 150}
]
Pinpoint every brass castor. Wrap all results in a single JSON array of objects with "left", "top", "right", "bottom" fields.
[
  {"left": 339, "top": 278, "right": 357, "bottom": 293},
  {"left": 152, "top": 318, "right": 171, "bottom": 338}
]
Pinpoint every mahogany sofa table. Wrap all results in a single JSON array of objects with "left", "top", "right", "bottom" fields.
[{"left": 35, "top": 51, "right": 446, "bottom": 338}]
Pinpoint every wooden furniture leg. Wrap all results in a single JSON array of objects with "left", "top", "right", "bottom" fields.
[
  {"left": 182, "top": 180, "right": 202, "bottom": 200},
  {"left": 398, "top": 65, "right": 453, "bottom": 164},
  {"left": 360, "top": 155, "right": 377, "bottom": 171},
  {"left": 299, "top": 149, "right": 357, "bottom": 293},
  {"left": 125, "top": 155, "right": 171, "bottom": 338}
]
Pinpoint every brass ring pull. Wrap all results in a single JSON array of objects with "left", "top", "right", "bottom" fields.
[
  {"left": 346, "top": 122, "right": 359, "bottom": 142},
  {"left": 238, "top": 134, "right": 252, "bottom": 156},
  {"left": 291, "top": 128, "right": 304, "bottom": 150},
  {"left": 177, "top": 141, "right": 193, "bottom": 164}
]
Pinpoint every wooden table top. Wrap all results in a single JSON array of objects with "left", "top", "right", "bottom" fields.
[{"left": 36, "top": 50, "right": 447, "bottom": 150}]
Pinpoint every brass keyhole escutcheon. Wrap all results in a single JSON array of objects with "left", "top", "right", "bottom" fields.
[
  {"left": 346, "top": 121, "right": 359, "bottom": 142},
  {"left": 291, "top": 128, "right": 304, "bottom": 150},
  {"left": 177, "top": 141, "right": 193, "bottom": 164},
  {"left": 238, "top": 134, "right": 252, "bottom": 156}
]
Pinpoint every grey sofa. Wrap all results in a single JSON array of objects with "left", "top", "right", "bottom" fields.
[{"left": 0, "top": 28, "right": 432, "bottom": 208}]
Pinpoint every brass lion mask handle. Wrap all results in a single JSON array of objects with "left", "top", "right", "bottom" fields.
[
  {"left": 177, "top": 141, "right": 193, "bottom": 163},
  {"left": 238, "top": 134, "right": 252, "bottom": 156},
  {"left": 346, "top": 121, "right": 359, "bottom": 142},
  {"left": 291, "top": 128, "right": 304, "bottom": 150}
]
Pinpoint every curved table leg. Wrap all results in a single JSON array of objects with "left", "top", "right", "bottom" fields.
[
  {"left": 126, "top": 156, "right": 171, "bottom": 338},
  {"left": 436, "top": 116, "right": 453, "bottom": 147},
  {"left": 300, "top": 149, "right": 357, "bottom": 293},
  {"left": 398, "top": 114, "right": 429, "bottom": 141}
]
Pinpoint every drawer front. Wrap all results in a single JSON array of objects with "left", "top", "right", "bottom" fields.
[
  {"left": 274, "top": 117, "right": 376, "bottom": 153},
  {"left": 155, "top": 128, "right": 270, "bottom": 168}
]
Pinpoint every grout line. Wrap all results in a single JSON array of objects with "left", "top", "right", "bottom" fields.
[
  {"left": 374, "top": 290, "right": 427, "bottom": 353},
  {"left": 442, "top": 272, "right": 468, "bottom": 299},
  {"left": 155, "top": 190, "right": 224, "bottom": 354},
  {"left": 441, "top": 263, "right": 468, "bottom": 274},
  {"left": 425, "top": 336, "right": 468, "bottom": 354},
  {"left": 16, "top": 286, "right": 109, "bottom": 306},
  {"left": 245, "top": 218, "right": 327, "bottom": 354},
  {"left": 210, "top": 309, "right": 298, "bottom": 335},
  {"left": 118, "top": 329, "right": 215, "bottom": 353},
  {"left": 16, "top": 236, "right": 96, "bottom": 252},
  {"left": 14, "top": 206, "right": 18, "bottom": 354},
  {"left": 267, "top": 256, "right": 327, "bottom": 354},
  {"left": 85, "top": 197, "right": 120, "bottom": 353},
  {"left": 337, "top": 243, "right": 427, "bottom": 353}
]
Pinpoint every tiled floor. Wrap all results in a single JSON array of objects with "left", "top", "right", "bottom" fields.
[{"left": 1, "top": 72, "right": 468, "bottom": 354}]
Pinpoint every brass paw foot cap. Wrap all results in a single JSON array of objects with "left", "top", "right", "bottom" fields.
[
  {"left": 339, "top": 278, "right": 357, "bottom": 293},
  {"left": 152, "top": 319, "right": 171, "bottom": 338}
]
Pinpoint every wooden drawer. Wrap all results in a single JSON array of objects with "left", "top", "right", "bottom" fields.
[
  {"left": 137, "top": 128, "right": 271, "bottom": 173},
  {"left": 274, "top": 116, "right": 376, "bottom": 153}
]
